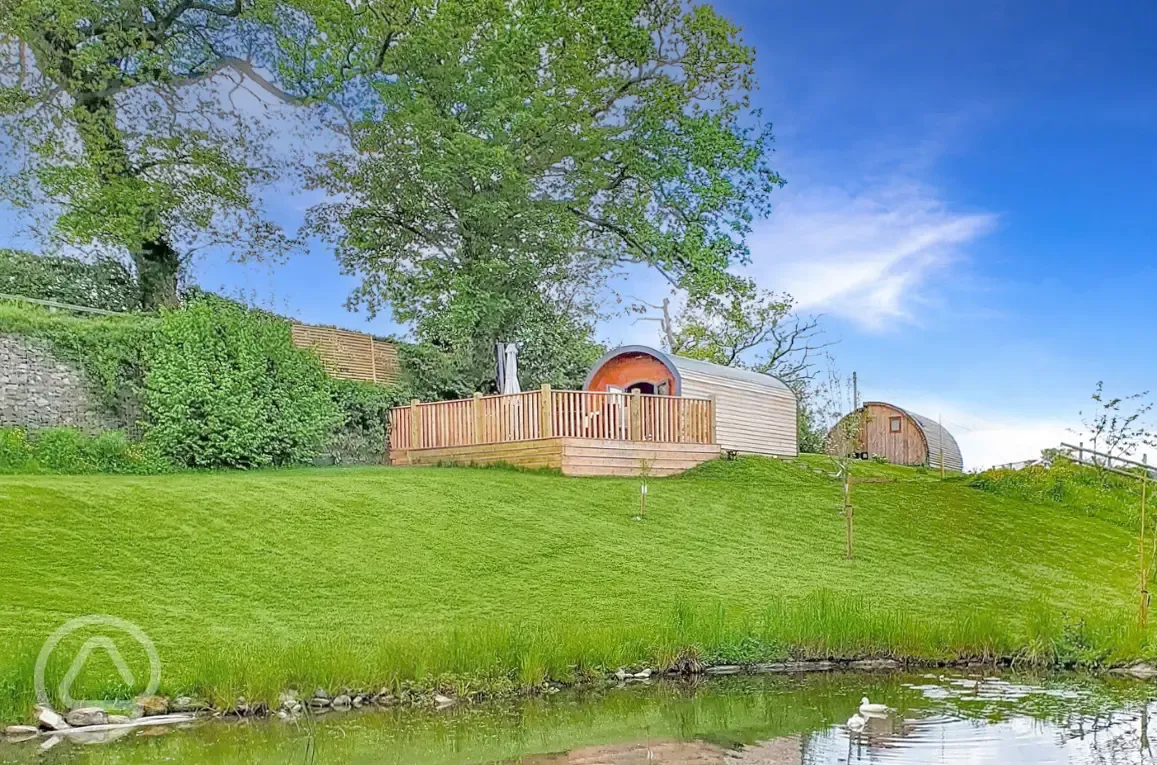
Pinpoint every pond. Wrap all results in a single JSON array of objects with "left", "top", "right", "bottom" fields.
[{"left": 1, "top": 671, "right": 1154, "bottom": 764}]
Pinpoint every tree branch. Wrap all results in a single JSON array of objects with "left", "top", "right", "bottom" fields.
[{"left": 164, "top": 56, "right": 306, "bottom": 103}]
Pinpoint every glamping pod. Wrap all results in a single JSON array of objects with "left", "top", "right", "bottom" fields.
[
  {"left": 583, "top": 345, "right": 798, "bottom": 457},
  {"left": 828, "top": 401, "right": 963, "bottom": 471}
]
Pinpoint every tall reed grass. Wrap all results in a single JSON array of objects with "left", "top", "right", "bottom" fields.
[{"left": 1, "top": 592, "right": 1147, "bottom": 723}]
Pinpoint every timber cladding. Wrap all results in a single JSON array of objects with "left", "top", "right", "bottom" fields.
[
  {"left": 583, "top": 345, "right": 798, "bottom": 458},
  {"left": 291, "top": 324, "right": 401, "bottom": 385},
  {"left": 860, "top": 403, "right": 928, "bottom": 466},
  {"left": 678, "top": 369, "right": 797, "bottom": 457},
  {"left": 392, "top": 438, "right": 721, "bottom": 477},
  {"left": 827, "top": 401, "right": 964, "bottom": 472}
]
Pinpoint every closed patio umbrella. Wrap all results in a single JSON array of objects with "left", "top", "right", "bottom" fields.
[{"left": 496, "top": 343, "right": 521, "bottom": 394}]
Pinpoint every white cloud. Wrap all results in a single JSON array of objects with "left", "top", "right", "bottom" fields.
[
  {"left": 744, "top": 181, "right": 997, "bottom": 330},
  {"left": 600, "top": 179, "right": 997, "bottom": 347},
  {"left": 956, "top": 421, "right": 1073, "bottom": 471}
]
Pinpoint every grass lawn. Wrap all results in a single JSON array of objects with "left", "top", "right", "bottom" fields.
[{"left": 0, "top": 456, "right": 1148, "bottom": 720}]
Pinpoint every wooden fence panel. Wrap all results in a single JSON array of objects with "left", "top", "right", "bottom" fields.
[
  {"left": 389, "top": 390, "right": 714, "bottom": 455},
  {"left": 291, "top": 324, "right": 402, "bottom": 384},
  {"left": 476, "top": 390, "right": 541, "bottom": 444},
  {"left": 551, "top": 390, "right": 631, "bottom": 440},
  {"left": 389, "top": 406, "right": 411, "bottom": 450}
]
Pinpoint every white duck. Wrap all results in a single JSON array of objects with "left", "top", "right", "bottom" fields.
[
  {"left": 859, "top": 696, "right": 889, "bottom": 716},
  {"left": 846, "top": 712, "right": 867, "bottom": 732}
]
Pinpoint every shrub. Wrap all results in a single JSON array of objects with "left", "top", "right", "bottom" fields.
[
  {"left": 396, "top": 342, "right": 480, "bottom": 401},
  {"left": 0, "top": 428, "right": 32, "bottom": 471},
  {"left": 967, "top": 457, "right": 1144, "bottom": 531},
  {"left": 0, "top": 427, "right": 169, "bottom": 474},
  {"left": 1, "top": 297, "right": 405, "bottom": 471},
  {"left": 326, "top": 380, "right": 409, "bottom": 464},
  {"left": 0, "top": 250, "right": 138, "bottom": 312},
  {"left": 28, "top": 428, "right": 91, "bottom": 472},
  {"left": 142, "top": 296, "right": 339, "bottom": 469}
]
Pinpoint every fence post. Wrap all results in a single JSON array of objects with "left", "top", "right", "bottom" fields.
[
  {"left": 1142, "top": 458, "right": 1150, "bottom": 628},
  {"left": 409, "top": 399, "right": 421, "bottom": 450},
  {"left": 708, "top": 396, "right": 718, "bottom": 445},
  {"left": 939, "top": 412, "right": 945, "bottom": 480},
  {"left": 630, "top": 390, "right": 642, "bottom": 441},
  {"left": 473, "top": 392, "right": 483, "bottom": 444},
  {"left": 539, "top": 384, "right": 552, "bottom": 439}
]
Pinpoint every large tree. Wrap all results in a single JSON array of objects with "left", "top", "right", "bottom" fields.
[
  {"left": 0, "top": 0, "right": 332, "bottom": 308},
  {"left": 307, "top": 0, "right": 783, "bottom": 389},
  {"left": 1, "top": 0, "right": 782, "bottom": 394}
]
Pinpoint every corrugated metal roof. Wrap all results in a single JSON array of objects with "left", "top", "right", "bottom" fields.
[
  {"left": 584, "top": 345, "right": 794, "bottom": 396},
  {"left": 668, "top": 353, "right": 793, "bottom": 393},
  {"left": 863, "top": 401, "right": 963, "bottom": 472},
  {"left": 903, "top": 408, "right": 964, "bottom": 472}
]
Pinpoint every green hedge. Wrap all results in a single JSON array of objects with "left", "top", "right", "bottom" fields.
[
  {"left": 327, "top": 379, "right": 406, "bottom": 464},
  {"left": 143, "top": 297, "right": 339, "bottom": 469},
  {"left": 0, "top": 297, "right": 407, "bottom": 472},
  {"left": 0, "top": 249, "right": 139, "bottom": 312}
]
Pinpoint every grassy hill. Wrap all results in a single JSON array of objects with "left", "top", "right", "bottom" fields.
[{"left": 0, "top": 456, "right": 1149, "bottom": 720}]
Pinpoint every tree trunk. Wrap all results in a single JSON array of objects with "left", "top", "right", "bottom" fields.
[
  {"left": 73, "top": 94, "right": 181, "bottom": 309},
  {"left": 134, "top": 238, "right": 181, "bottom": 310}
]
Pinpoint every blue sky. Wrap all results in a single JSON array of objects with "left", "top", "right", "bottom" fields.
[
  {"left": 700, "top": 0, "right": 1156, "bottom": 467},
  {"left": 5, "top": 0, "right": 1156, "bottom": 468}
]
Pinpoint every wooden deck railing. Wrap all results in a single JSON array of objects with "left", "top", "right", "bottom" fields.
[{"left": 389, "top": 386, "right": 715, "bottom": 451}]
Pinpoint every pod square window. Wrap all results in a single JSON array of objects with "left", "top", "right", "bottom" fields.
[{"left": 889, "top": 416, "right": 902, "bottom": 433}]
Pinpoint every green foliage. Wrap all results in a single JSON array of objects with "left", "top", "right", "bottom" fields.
[
  {"left": 142, "top": 296, "right": 339, "bottom": 469},
  {"left": 0, "top": 249, "right": 139, "bottom": 311},
  {"left": 0, "top": 299, "right": 407, "bottom": 470},
  {"left": 397, "top": 315, "right": 605, "bottom": 401},
  {"left": 657, "top": 284, "right": 832, "bottom": 454},
  {"left": 0, "top": 301, "right": 154, "bottom": 416},
  {"left": 326, "top": 379, "right": 408, "bottom": 464},
  {"left": 515, "top": 315, "right": 606, "bottom": 391},
  {"left": 308, "top": 0, "right": 781, "bottom": 389},
  {"left": 796, "top": 392, "right": 829, "bottom": 453},
  {"left": 0, "top": 427, "right": 168, "bottom": 474},
  {"left": 397, "top": 343, "right": 481, "bottom": 401},
  {"left": 968, "top": 456, "right": 1148, "bottom": 531},
  {"left": 0, "top": 0, "right": 302, "bottom": 307}
]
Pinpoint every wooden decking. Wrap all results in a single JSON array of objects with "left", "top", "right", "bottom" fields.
[
  {"left": 391, "top": 438, "right": 721, "bottom": 477},
  {"left": 388, "top": 387, "right": 720, "bottom": 476}
]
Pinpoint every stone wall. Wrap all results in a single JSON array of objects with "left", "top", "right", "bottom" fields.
[{"left": 0, "top": 334, "right": 125, "bottom": 433}]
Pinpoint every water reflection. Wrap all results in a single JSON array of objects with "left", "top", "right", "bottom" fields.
[
  {"left": 0, "top": 672, "right": 1153, "bottom": 764},
  {"left": 809, "top": 675, "right": 1155, "bottom": 764},
  {"left": 518, "top": 736, "right": 803, "bottom": 764}
]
